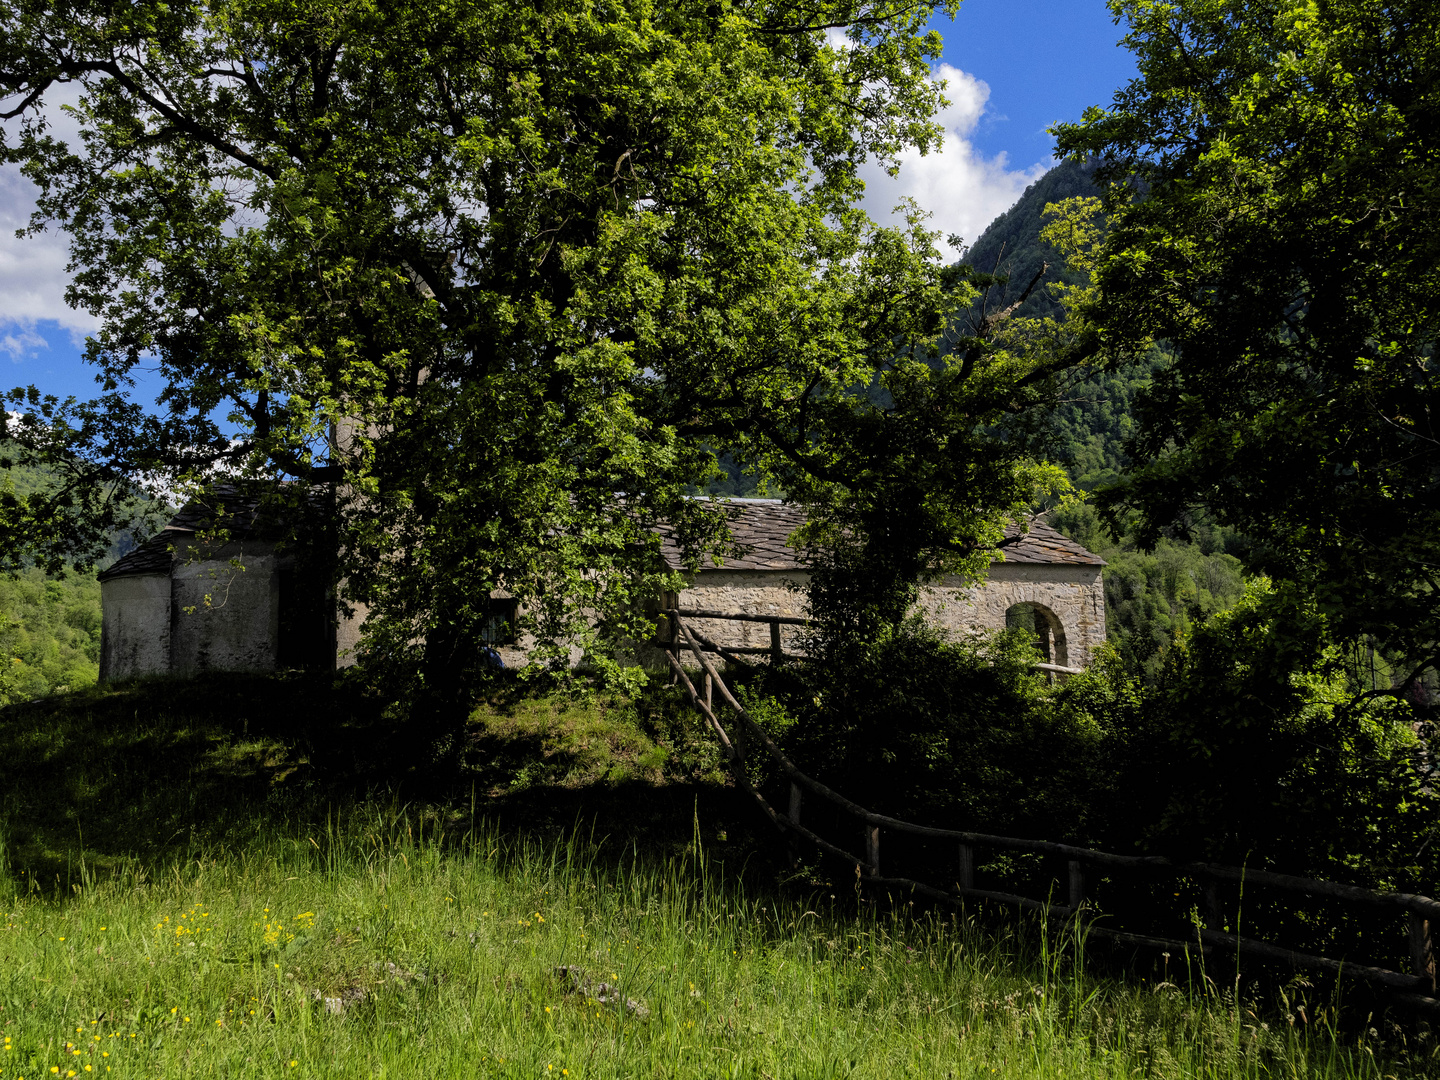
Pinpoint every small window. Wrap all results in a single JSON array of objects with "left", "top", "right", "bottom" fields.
[{"left": 480, "top": 598, "right": 518, "bottom": 646}]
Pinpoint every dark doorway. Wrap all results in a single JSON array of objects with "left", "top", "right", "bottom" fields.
[{"left": 277, "top": 565, "right": 335, "bottom": 671}]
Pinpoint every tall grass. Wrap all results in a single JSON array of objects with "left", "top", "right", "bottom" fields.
[{"left": 0, "top": 802, "right": 1410, "bottom": 1080}]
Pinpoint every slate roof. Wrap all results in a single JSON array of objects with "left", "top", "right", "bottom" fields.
[
  {"left": 98, "top": 483, "right": 299, "bottom": 582},
  {"left": 658, "top": 500, "right": 810, "bottom": 572},
  {"left": 98, "top": 534, "right": 176, "bottom": 581},
  {"left": 102, "top": 493, "right": 1105, "bottom": 582},
  {"left": 996, "top": 519, "right": 1106, "bottom": 567},
  {"left": 659, "top": 500, "right": 1104, "bottom": 572},
  {"left": 162, "top": 484, "right": 273, "bottom": 535}
]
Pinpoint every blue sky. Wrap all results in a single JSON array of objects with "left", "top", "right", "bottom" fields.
[
  {"left": 0, "top": 0, "right": 1135, "bottom": 409},
  {"left": 934, "top": 0, "right": 1134, "bottom": 165}
]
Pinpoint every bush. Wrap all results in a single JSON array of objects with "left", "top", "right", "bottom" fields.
[
  {"left": 731, "top": 580, "right": 1435, "bottom": 901},
  {"left": 740, "top": 619, "right": 1106, "bottom": 842},
  {"left": 1088, "top": 580, "right": 1436, "bottom": 884}
]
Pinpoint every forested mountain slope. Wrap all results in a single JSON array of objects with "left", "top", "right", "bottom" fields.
[
  {"left": 0, "top": 451, "right": 163, "bottom": 702},
  {"left": 961, "top": 160, "right": 1251, "bottom": 675},
  {"left": 0, "top": 569, "right": 101, "bottom": 703},
  {"left": 962, "top": 157, "right": 1100, "bottom": 324}
]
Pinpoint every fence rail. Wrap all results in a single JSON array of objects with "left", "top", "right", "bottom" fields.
[
  {"left": 664, "top": 610, "right": 1440, "bottom": 1010},
  {"left": 670, "top": 607, "right": 810, "bottom": 627},
  {"left": 659, "top": 609, "right": 1086, "bottom": 677}
]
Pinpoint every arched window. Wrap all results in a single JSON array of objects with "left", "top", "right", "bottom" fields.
[{"left": 1005, "top": 602, "right": 1069, "bottom": 668}]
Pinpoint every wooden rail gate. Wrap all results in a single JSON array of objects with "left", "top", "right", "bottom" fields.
[{"left": 660, "top": 608, "right": 1440, "bottom": 1014}]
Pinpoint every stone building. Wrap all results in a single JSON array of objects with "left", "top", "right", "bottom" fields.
[
  {"left": 662, "top": 500, "right": 1107, "bottom": 669},
  {"left": 98, "top": 493, "right": 1106, "bottom": 681},
  {"left": 97, "top": 486, "right": 335, "bottom": 682}
]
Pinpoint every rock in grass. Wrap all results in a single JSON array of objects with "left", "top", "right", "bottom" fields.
[
  {"left": 554, "top": 965, "right": 650, "bottom": 1018},
  {"left": 310, "top": 987, "right": 367, "bottom": 1014}
]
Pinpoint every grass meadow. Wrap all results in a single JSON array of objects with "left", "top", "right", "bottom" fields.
[{"left": 0, "top": 674, "right": 1433, "bottom": 1079}]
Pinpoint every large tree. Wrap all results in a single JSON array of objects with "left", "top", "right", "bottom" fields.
[
  {"left": 2, "top": 0, "right": 1074, "bottom": 725},
  {"left": 1055, "top": 0, "right": 1440, "bottom": 678}
]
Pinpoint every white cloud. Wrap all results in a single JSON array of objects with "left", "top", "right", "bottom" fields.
[
  {"left": 0, "top": 325, "right": 48, "bottom": 362},
  {"left": 857, "top": 64, "right": 1049, "bottom": 260},
  {"left": 0, "top": 169, "right": 96, "bottom": 335},
  {"left": 0, "top": 82, "right": 100, "bottom": 339}
]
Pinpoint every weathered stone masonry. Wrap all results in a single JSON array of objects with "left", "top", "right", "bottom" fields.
[
  {"left": 98, "top": 494, "right": 1107, "bottom": 680},
  {"left": 662, "top": 500, "right": 1107, "bottom": 669}
]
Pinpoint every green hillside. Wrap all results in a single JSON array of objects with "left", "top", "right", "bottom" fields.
[
  {"left": 0, "top": 568, "right": 102, "bottom": 703},
  {"left": 0, "top": 449, "right": 165, "bottom": 702},
  {"left": 961, "top": 157, "right": 1101, "bottom": 324}
]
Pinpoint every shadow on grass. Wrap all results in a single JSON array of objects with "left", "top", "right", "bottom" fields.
[
  {"left": 0, "top": 674, "right": 1415, "bottom": 1040},
  {"left": 0, "top": 671, "right": 770, "bottom": 898}
]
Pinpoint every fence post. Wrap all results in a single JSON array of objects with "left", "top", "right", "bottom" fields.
[
  {"left": 704, "top": 670, "right": 712, "bottom": 711},
  {"left": 787, "top": 783, "right": 803, "bottom": 866},
  {"left": 1068, "top": 860, "right": 1085, "bottom": 914},
  {"left": 1411, "top": 913, "right": 1435, "bottom": 993},
  {"left": 865, "top": 825, "right": 880, "bottom": 878},
  {"left": 1204, "top": 882, "right": 1222, "bottom": 929},
  {"left": 770, "top": 618, "right": 783, "bottom": 664},
  {"left": 958, "top": 844, "right": 975, "bottom": 891}
]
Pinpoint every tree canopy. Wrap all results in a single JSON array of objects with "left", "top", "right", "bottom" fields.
[
  {"left": 1, "top": 0, "right": 1085, "bottom": 709},
  {"left": 1054, "top": 0, "right": 1440, "bottom": 676}
]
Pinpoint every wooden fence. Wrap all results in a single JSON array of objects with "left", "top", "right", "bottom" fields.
[
  {"left": 659, "top": 606, "right": 1085, "bottom": 675},
  {"left": 659, "top": 608, "right": 1440, "bottom": 1013}
]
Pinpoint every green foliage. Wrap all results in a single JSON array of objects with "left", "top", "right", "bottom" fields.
[
  {"left": 1060, "top": 580, "right": 1437, "bottom": 892},
  {"left": 745, "top": 622, "right": 1105, "bottom": 840},
  {"left": 1054, "top": 0, "right": 1440, "bottom": 670},
  {"left": 0, "top": 442, "right": 166, "bottom": 706},
  {"left": 1041, "top": 345, "right": 1167, "bottom": 493},
  {"left": 733, "top": 575, "right": 1431, "bottom": 897},
  {"left": 0, "top": 432, "right": 162, "bottom": 575},
  {"left": 699, "top": 452, "right": 768, "bottom": 498},
  {"left": 1051, "top": 502, "right": 1248, "bottom": 681},
  {"left": 1100, "top": 540, "right": 1247, "bottom": 680},
  {"left": 0, "top": 568, "right": 101, "bottom": 704},
  {"left": 467, "top": 685, "right": 726, "bottom": 791}
]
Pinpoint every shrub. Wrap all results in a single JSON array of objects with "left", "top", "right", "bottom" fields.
[
  {"left": 741, "top": 619, "right": 1105, "bottom": 842},
  {"left": 1097, "top": 580, "right": 1436, "bottom": 885}
]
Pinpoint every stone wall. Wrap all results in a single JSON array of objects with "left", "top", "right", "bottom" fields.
[
  {"left": 170, "top": 549, "right": 281, "bottom": 676},
  {"left": 100, "top": 550, "right": 1105, "bottom": 678},
  {"left": 674, "top": 569, "right": 811, "bottom": 658},
  {"left": 918, "top": 563, "right": 1106, "bottom": 668},
  {"left": 98, "top": 574, "right": 172, "bottom": 681},
  {"left": 100, "top": 545, "right": 284, "bottom": 681},
  {"left": 335, "top": 597, "right": 368, "bottom": 668},
  {"left": 661, "top": 562, "right": 1106, "bottom": 669}
]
